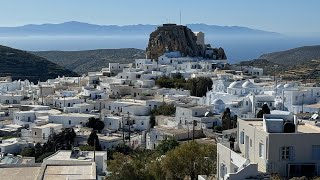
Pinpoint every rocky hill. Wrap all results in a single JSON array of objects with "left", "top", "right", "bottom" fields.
[
  {"left": 0, "top": 45, "right": 78, "bottom": 82},
  {"left": 259, "top": 45, "right": 320, "bottom": 65},
  {"left": 32, "top": 48, "right": 145, "bottom": 74},
  {"left": 146, "top": 24, "right": 226, "bottom": 60}
]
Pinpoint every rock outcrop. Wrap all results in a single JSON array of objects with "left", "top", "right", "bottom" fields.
[
  {"left": 146, "top": 24, "right": 227, "bottom": 60},
  {"left": 146, "top": 24, "right": 204, "bottom": 60}
]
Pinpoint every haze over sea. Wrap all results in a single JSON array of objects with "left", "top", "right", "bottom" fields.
[{"left": 1, "top": 35, "right": 320, "bottom": 64}]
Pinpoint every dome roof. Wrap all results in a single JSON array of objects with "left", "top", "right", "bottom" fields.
[
  {"left": 284, "top": 83, "right": 293, "bottom": 88},
  {"left": 242, "top": 80, "right": 256, "bottom": 88},
  {"left": 276, "top": 84, "right": 284, "bottom": 89},
  {"left": 228, "top": 81, "right": 242, "bottom": 88},
  {"left": 212, "top": 99, "right": 224, "bottom": 105}
]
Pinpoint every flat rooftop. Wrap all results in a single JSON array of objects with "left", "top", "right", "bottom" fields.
[
  {"left": 297, "top": 123, "right": 320, "bottom": 133},
  {"left": 50, "top": 113, "right": 96, "bottom": 118},
  {"left": 242, "top": 119, "right": 320, "bottom": 134},
  {"left": 98, "top": 134, "right": 122, "bottom": 141},
  {"left": 43, "top": 164, "right": 95, "bottom": 180},
  {"left": 0, "top": 166, "right": 41, "bottom": 180},
  {"left": 32, "top": 123, "right": 62, "bottom": 129},
  {"left": 45, "top": 150, "right": 106, "bottom": 162}
]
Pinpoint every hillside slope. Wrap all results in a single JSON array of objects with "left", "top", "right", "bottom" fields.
[
  {"left": 0, "top": 45, "right": 78, "bottom": 82},
  {"left": 259, "top": 45, "right": 320, "bottom": 65},
  {"left": 239, "top": 45, "right": 320, "bottom": 81},
  {"left": 32, "top": 48, "right": 145, "bottom": 74}
]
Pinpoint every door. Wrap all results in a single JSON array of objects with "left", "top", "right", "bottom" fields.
[{"left": 245, "top": 135, "right": 249, "bottom": 159}]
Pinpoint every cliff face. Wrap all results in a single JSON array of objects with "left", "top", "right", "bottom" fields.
[{"left": 146, "top": 24, "right": 204, "bottom": 60}]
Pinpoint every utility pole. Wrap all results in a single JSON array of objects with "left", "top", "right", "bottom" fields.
[
  {"left": 122, "top": 115, "right": 125, "bottom": 145},
  {"left": 302, "top": 93, "right": 305, "bottom": 113},
  {"left": 127, "top": 112, "right": 131, "bottom": 147},
  {"left": 187, "top": 123, "right": 190, "bottom": 142},
  {"left": 99, "top": 101, "right": 102, "bottom": 120},
  {"left": 93, "top": 138, "right": 96, "bottom": 162},
  {"left": 192, "top": 120, "right": 196, "bottom": 142}
]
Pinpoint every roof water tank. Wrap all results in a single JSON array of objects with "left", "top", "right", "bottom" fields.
[{"left": 283, "top": 122, "right": 295, "bottom": 133}]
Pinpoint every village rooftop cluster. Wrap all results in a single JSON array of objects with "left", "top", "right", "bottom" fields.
[{"left": 0, "top": 29, "right": 320, "bottom": 179}]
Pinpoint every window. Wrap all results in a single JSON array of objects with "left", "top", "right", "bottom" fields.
[
  {"left": 141, "top": 121, "right": 144, "bottom": 126},
  {"left": 250, "top": 139, "right": 252, "bottom": 147},
  {"left": 312, "top": 145, "right": 320, "bottom": 160},
  {"left": 259, "top": 143, "right": 264, "bottom": 158},
  {"left": 281, "top": 146, "right": 294, "bottom": 160},
  {"left": 240, "top": 131, "right": 244, "bottom": 144},
  {"left": 34, "top": 132, "right": 37, "bottom": 135},
  {"left": 195, "top": 112, "right": 198, "bottom": 116},
  {"left": 69, "top": 120, "right": 71, "bottom": 125},
  {"left": 28, "top": 117, "right": 31, "bottom": 122},
  {"left": 43, "top": 133, "right": 45, "bottom": 140},
  {"left": 246, "top": 101, "right": 249, "bottom": 106}
]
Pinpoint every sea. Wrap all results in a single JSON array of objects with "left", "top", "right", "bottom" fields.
[{"left": 1, "top": 35, "right": 320, "bottom": 64}]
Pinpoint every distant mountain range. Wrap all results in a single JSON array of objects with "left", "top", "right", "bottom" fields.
[
  {"left": 0, "top": 45, "right": 78, "bottom": 82},
  {"left": 0, "top": 21, "right": 281, "bottom": 36}
]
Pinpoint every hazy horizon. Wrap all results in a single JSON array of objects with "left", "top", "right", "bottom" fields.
[{"left": 1, "top": 0, "right": 320, "bottom": 35}]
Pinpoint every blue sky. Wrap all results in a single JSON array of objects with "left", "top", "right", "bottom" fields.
[{"left": 1, "top": 0, "right": 319, "bottom": 34}]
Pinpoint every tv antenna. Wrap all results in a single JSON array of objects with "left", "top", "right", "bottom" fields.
[{"left": 180, "top": 10, "right": 182, "bottom": 25}]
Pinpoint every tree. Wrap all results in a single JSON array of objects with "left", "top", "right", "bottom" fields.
[
  {"left": 257, "top": 103, "right": 271, "bottom": 118},
  {"left": 106, "top": 142, "right": 217, "bottom": 180},
  {"left": 161, "top": 142, "right": 216, "bottom": 180},
  {"left": 86, "top": 117, "right": 105, "bottom": 132},
  {"left": 185, "top": 77, "right": 213, "bottom": 97},
  {"left": 107, "top": 152, "right": 140, "bottom": 180},
  {"left": 156, "top": 136, "right": 179, "bottom": 154},
  {"left": 87, "top": 130, "right": 102, "bottom": 150},
  {"left": 20, "top": 147, "right": 35, "bottom": 157},
  {"left": 107, "top": 150, "right": 157, "bottom": 180},
  {"left": 155, "top": 75, "right": 186, "bottom": 89},
  {"left": 79, "top": 145, "right": 95, "bottom": 151},
  {"left": 34, "top": 142, "right": 43, "bottom": 158},
  {"left": 94, "top": 120, "right": 105, "bottom": 132},
  {"left": 222, "top": 107, "right": 231, "bottom": 130},
  {"left": 115, "top": 144, "right": 132, "bottom": 155}
]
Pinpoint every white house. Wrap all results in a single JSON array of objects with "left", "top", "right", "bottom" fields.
[
  {"left": 21, "top": 123, "right": 63, "bottom": 143},
  {"left": 49, "top": 113, "right": 98, "bottom": 128},
  {"left": 217, "top": 112, "right": 320, "bottom": 179}
]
